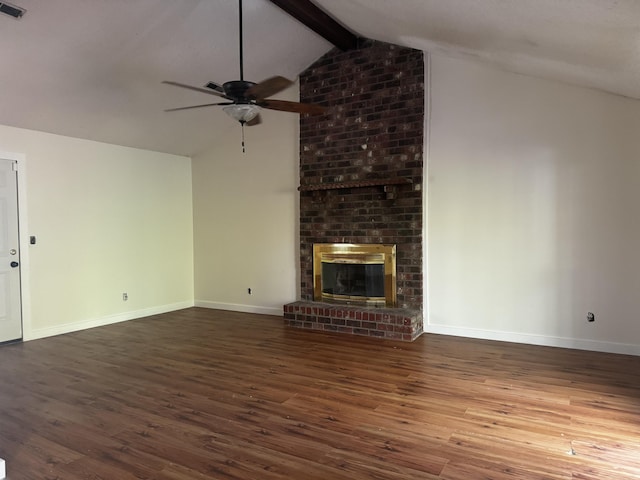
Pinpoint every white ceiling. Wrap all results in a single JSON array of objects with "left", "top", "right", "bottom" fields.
[{"left": 1, "top": 0, "right": 639, "bottom": 156}]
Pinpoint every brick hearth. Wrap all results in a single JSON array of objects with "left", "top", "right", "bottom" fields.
[
  {"left": 284, "top": 302, "right": 423, "bottom": 342},
  {"left": 285, "top": 39, "right": 425, "bottom": 341}
]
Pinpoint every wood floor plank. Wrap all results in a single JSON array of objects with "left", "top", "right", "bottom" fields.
[{"left": 1, "top": 307, "right": 640, "bottom": 479}]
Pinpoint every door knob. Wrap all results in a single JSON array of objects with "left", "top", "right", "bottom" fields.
[{"left": 10, "top": 261, "right": 19, "bottom": 268}]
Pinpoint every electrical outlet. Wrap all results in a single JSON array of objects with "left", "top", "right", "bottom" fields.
[
  {"left": 122, "top": 292, "right": 128, "bottom": 301},
  {"left": 587, "top": 312, "right": 595, "bottom": 322}
]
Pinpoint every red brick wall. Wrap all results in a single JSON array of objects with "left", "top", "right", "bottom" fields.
[{"left": 299, "top": 39, "right": 424, "bottom": 310}]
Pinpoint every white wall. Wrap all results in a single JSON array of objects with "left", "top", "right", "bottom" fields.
[
  {"left": 427, "top": 54, "right": 640, "bottom": 354},
  {"left": 0, "top": 124, "right": 194, "bottom": 340},
  {"left": 192, "top": 84, "right": 300, "bottom": 315}
]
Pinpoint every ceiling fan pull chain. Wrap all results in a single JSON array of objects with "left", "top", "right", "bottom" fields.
[{"left": 241, "top": 121, "right": 246, "bottom": 153}]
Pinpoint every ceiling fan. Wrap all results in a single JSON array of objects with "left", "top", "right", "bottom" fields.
[{"left": 162, "top": 0, "right": 325, "bottom": 129}]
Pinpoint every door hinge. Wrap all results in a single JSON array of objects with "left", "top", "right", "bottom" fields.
[{"left": 11, "top": 161, "right": 18, "bottom": 172}]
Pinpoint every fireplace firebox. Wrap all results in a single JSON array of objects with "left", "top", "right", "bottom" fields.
[{"left": 313, "top": 243, "right": 396, "bottom": 307}]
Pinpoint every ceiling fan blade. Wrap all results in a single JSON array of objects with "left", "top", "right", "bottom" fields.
[
  {"left": 162, "top": 81, "right": 229, "bottom": 99},
  {"left": 246, "top": 76, "right": 294, "bottom": 100},
  {"left": 204, "top": 81, "right": 225, "bottom": 93},
  {"left": 259, "top": 99, "right": 326, "bottom": 115},
  {"left": 164, "top": 102, "right": 233, "bottom": 112}
]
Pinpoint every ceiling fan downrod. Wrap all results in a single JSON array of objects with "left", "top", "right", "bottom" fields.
[{"left": 238, "top": 0, "right": 244, "bottom": 81}]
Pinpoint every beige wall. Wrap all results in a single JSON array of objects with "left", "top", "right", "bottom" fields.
[
  {"left": 5, "top": 56, "right": 639, "bottom": 356},
  {"left": 427, "top": 54, "right": 640, "bottom": 354},
  {"left": 192, "top": 83, "right": 300, "bottom": 315},
  {"left": 0, "top": 124, "right": 194, "bottom": 340}
]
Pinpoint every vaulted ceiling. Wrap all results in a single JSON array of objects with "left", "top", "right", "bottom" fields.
[{"left": 1, "top": 0, "right": 638, "bottom": 156}]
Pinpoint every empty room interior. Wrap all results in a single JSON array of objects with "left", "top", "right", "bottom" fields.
[{"left": 1, "top": 0, "right": 639, "bottom": 478}]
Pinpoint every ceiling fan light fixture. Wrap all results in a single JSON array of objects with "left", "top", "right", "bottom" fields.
[{"left": 223, "top": 104, "right": 260, "bottom": 123}]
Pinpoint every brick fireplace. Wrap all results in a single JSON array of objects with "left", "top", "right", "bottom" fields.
[{"left": 284, "top": 39, "right": 424, "bottom": 341}]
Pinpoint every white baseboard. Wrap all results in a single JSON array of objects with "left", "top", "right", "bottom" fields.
[
  {"left": 23, "top": 301, "right": 194, "bottom": 341},
  {"left": 195, "top": 300, "right": 282, "bottom": 317},
  {"left": 1, "top": 457, "right": 5, "bottom": 479},
  {"left": 424, "top": 323, "right": 640, "bottom": 356}
]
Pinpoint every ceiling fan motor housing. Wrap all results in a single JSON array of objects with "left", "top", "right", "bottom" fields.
[{"left": 223, "top": 80, "right": 257, "bottom": 102}]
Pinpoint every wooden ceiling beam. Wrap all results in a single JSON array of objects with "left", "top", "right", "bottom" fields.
[{"left": 268, "top": 0, "right": 358, "bottom": 51}]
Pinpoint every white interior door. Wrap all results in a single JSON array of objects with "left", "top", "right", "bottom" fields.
[{"left": 0, "top": 158, "right": 22, "bottom": 343}]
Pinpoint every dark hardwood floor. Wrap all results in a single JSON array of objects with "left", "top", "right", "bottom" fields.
[{"left": 1, "top": 307, "right": 639, "bottom": 479}]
